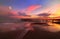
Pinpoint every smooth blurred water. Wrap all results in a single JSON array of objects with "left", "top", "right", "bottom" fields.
[
  {"left": 0, "top": 22, "right": 60, "bottom": 39},
  {"left": 0, "top": 22, "right": 60, "bottom": 33}
]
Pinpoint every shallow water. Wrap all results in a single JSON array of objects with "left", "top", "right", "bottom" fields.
[
  {"left": 0, "top": 22, "right": 60, "bottom": 39},
  {"left": 0, "top": 22, "right": 60, "bottom": 32}
]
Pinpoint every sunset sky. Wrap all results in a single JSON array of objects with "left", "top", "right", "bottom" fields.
[{"left": 0, "top": 0, "right": 60, "bottom": 16}]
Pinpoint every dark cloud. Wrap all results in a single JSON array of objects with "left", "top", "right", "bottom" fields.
[{"left": 37, "top": 13, "right": 50, "bottom": 16}]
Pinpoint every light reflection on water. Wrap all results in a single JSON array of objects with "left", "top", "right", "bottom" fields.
[
  {"left": 0, "top": 22, "right": 33, "bottom": 32},
  {"left": 0, "top": 22, "right": 60, "bottom": 32},
  {"left": 39, "top": 22, "right": 60, "bottom": 32},
  {"left": 0, "top": 23, "right": 25, "bottom": 32}
]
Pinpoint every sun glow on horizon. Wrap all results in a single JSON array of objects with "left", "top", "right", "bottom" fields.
[{"left": 49, "top": 4, "right": 60, "bottom": 17}]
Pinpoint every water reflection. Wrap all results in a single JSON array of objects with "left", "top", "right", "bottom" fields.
[
  {"left": 0, "top": 23, "right": 25, "bottom": 32},
  {"left": 0, "top": 22, "right": 33, "bottom": 32},
  {"left": 1, "top": 22, "right": 60, "bottom": 39},
  {"left": 0, "top": 22, "right": 60, "bottom": 33},
  {"left": 38, "top": 22, "right": 60, "bottom": 32}
]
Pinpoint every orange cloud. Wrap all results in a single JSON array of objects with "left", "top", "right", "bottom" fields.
[
  {"left": 49, "top": 4, "right": 60, "bottom": 17},
  {"left": 36, "top": 4, "right": 60, "bottom": 17}
]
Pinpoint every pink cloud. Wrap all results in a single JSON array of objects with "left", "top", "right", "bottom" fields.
[{"left": 25, "top": 5, "right": 41, "bottom": 15}]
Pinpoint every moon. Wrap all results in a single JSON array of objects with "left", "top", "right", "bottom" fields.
[{"left": 9, "top": 6, "right": 12, "bottom": 10}]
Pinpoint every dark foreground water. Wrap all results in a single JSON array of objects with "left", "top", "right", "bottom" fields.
[{"left": 0, "top": 22, "right": 60, "bottom": 39}]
